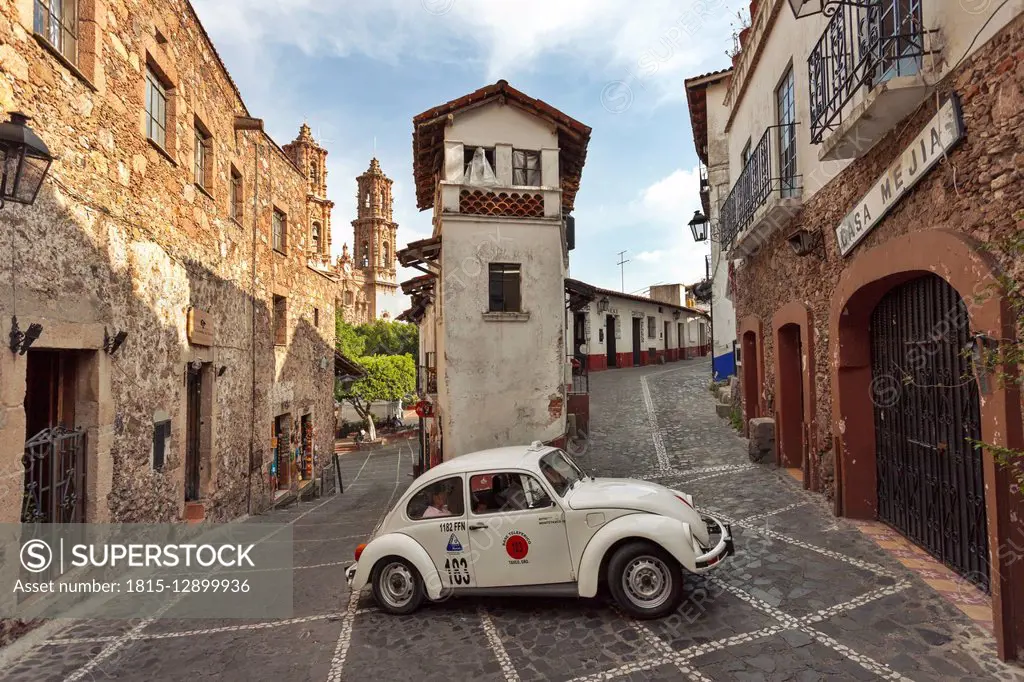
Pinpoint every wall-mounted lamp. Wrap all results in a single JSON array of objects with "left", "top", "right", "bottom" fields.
[
  {"left": 786, "top": 0, "right": 871, "bottom": 19},
  {"left": 672, "top": 310, "right": 682, "bottom": 320},
  {"left": 0, "top": 113, "right": 54, "bottom": 208},
  {"left": 104, "top": 328, "right": 129, "bottom": 355},
  {"left": 688, "top": 210, "right": 709, "bottom": 243},
  {"left": 190, "top": 359, "right": 203, "bottom": 371},
  {"left": 9, "top": 316, "right": 42, "bottom": 354},
  {"left": 786, "top": 228, "right": 823, "bottom": 257},
  {"left": 597, "top": 296, "right": 610, "bottom": 313}
]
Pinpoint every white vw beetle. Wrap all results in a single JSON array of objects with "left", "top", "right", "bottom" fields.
[{"left": 345, "top": 443, "right": 734, "bottom": 618}]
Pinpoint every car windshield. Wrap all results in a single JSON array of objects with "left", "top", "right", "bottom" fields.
[{"left": 539, "top": 449, "right": 587, "bottom": 497}]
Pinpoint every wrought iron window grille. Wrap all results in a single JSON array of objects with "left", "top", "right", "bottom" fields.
[{"left": 808, "top": 0, "right": 935, "bottom": 145}]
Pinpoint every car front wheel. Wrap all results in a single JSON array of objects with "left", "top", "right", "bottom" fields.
[
  {"left": 607, "top": 541, "right": 684, "bottom": 619},
  {"left": 371, "top": 557, "right": 425, "bottom": 615}
]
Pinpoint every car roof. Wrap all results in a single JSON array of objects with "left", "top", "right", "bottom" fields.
[{"left": 416, "top": 445, "right": 556, "bottom": 483}]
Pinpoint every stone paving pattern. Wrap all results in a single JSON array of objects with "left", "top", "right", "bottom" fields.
[{"left": 3, "top": 358, "right": 1023, "bottom": 681}]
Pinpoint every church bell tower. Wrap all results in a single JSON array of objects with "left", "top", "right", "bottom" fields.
[{"left": 352, "top": 158, "right": 399, "bottom": 296}]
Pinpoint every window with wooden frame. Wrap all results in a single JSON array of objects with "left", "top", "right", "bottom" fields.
[
  {"left": 273, "top": 295, "right": 288, "bottom": 346},
  {"left": 229, "top": 166, "right": 243, "bottom": 222},
  {"left": 272, "top": 208, "right": 287, "bottom": 253},
  {"left": 488, "top": 263, "right": 521, "bottom": 313},
  {"left": 512, "top": 149, "right": 541, "bottom": 186},
  {"left": 34, "top": 0, "right": 78, "bottom": 65},
  {"left": 647, "top": 316, "right": 657, "bottom": 337},
  {"left": 145, "top": 67, "right": 168, "bottom": 149},
  {"left": 194, "top": 117, "right": 212, "bottom": 193}
]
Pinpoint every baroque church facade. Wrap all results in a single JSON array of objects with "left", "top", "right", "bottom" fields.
[{"left": 283, "top": 125, "right": 399, "bottom": 324}]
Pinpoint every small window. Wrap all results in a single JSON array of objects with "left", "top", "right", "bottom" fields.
[
  {"left": 273, "top": 295, "right": 287, "bottom": 346},
  {"left": 310, "top": 162, "right": 319, "bottom": 188},
  {"left": 512, "top": 150, "right": 541, "bottom": 186},
  {"left": 344, "top": 290, "right": 354, "bottom": 306},
  {"left": 470, "top": 472, "right": 552, "bottom": 515},
  {"left": 361, "top": 242, "right": 369, "bottom": 268},
  {"left": 194, "top": 119, "right": 212, "bottom": 192},
  {"left": 647, "top": 316, "right": 656, "bottom": 337},
  {"left": 314, "top": 308, "right": 320, "bottom": 327},
  {"left": 382, "top": 242, "right": 389, "bottom": 266},
  {"left": 312, "top": 221, "right": 322, "bottom": 254},
  {"left": 34, "top": 0, "right": 78, "bottom": 65},
  {"left": 488, "top": 263, "right": 521, "bottom": 313},
  {"left": 153, "top": 419, "right": 171, "bottom": 470},
  {"left": 272, "top": 209, "right": 287, "bottom": 253},
  {"left": 406, "top": 476, "right": 464, "bottom": 520},
  {"left": 229, "top": 167, "right": 243, "bottom": 222},
  {"left": 145, "top": 68, "right": 168, "bottom": 149},
  {"left": 464, "top": 146, "right": 496, "bottom": 179}
]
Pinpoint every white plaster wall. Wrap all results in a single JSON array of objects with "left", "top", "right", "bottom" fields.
[
  {"left": 447, "top": 101, "right": 558, "bottom": 155},
  {"left": 928, "top": 1, "right": 1023, "bottom": 73},
  {"left": 706, "top": 78, "right": 737, "bottom": 363},
  {"left": 438, "top": 216, "right": 565, "bottom": 457},
  {"left": 726, "top": 8, "right": 846, "bottom": 202}
]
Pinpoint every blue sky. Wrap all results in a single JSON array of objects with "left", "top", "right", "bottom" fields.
[{"left": 192, "top": 0, "right": 744, "bottom": 314}]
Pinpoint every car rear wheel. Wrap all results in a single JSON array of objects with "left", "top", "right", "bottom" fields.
[
  {"left": 607, "top": 541, "right": 683, "bottom": 619},
  {"left": 371, "top": 557, "right": 425, "bottom": 615}
]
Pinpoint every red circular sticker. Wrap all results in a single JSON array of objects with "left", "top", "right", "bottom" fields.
[{"left": 505, "top": 533, "right": 529, "bottom": 560}]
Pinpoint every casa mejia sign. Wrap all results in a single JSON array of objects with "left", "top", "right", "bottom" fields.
[{"left": 835, "top": 95, "right": 965, "bottom": 258}]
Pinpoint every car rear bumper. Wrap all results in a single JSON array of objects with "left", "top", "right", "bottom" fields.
[{"left": 693, "top": 515, "right": 734, "bottom": 572}]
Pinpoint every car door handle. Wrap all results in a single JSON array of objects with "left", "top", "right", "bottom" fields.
[{"left": 468, "top": 523, "right": 487, "bottom": 531}]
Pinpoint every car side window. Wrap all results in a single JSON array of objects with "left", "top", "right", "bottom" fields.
[
  {"left": 406, "top": 476, "right": 464, "bottom": 520},
  {"left": 470, "top": 472, "right": 553, "bottom": 515}
]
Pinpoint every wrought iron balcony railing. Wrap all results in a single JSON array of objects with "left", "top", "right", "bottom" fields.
[
  {"left": 808, "top": 0, "right": 933, "bottom": 144},
  {"left": 719, "top": 123, "right": 800, "bottom": 249}
]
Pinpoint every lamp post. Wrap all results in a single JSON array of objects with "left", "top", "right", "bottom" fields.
[
  {"left": 688, "top": 209, "right": 714, "bottom": 376},
  {"left": 688, "top": 210, "right": 709, "bottom": 243},
  {"left": 0, "top": 112, "right": 53, "bottom": 209}
]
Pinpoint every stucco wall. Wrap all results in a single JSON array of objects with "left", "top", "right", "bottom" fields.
[
  {"left": 438, "top": 216, "right": 565, "bottom": 456},
  {"left": 0, "top": 0, "right": 338, "bottom": 522}
]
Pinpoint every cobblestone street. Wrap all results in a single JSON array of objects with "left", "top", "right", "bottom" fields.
[{"left": 4, "top": 358, "right": 1022, "bottom": 681}]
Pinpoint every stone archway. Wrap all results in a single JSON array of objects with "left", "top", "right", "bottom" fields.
[
  {"left": 738, "top": 315, "right": 765, "bottom": 435},
  {"left": 829, "top": 229, "right": 1023, "bottom": 661},
  {"left": 772, "top": 301, "right": 816, "bottom": 490}
]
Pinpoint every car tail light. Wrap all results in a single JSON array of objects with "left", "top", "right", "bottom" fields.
[
  {"left": 354, "top": 543, "right": 367, "bottom": 562},
  {"left": 674, "top": 494, "right": 693, "bottom": 509}
]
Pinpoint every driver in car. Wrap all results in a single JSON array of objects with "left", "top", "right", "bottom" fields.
[{"left": 541, "top": 462, "right": 568, "bottom": 490}]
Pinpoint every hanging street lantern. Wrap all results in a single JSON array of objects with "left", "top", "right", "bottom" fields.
[
  {"left": 0, "top": 112, "right": 53, "bottom": 208},
  {"left": 786, "top": 0, "right": 875, "bottom": 19},
  {"left": 688, "top": 210, "right": 709, "bottom": 243}
]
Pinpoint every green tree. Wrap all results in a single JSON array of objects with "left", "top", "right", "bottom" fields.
[
  {"left": 356, "top": 319, "right": 419, "bottom": 357},
  {"left": 335, "top": 317, "right": 365, "bottom": 358},
  {"left": 335, "top": 354, "right": 416, "bottom": 441}
]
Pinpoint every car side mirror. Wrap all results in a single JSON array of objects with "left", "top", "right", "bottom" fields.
[{"left": 530, "top": 497, "right": 554, "bottom": 510}]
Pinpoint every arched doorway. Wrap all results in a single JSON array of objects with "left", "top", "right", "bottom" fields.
[
  {"left": 869, "top": 274, "right": 988, "bottom": 588},
  {"left": 776, "top": 323, "right": 804, "bottom": 469},
  {"left": 830, "top": 229, "right": 1023, "bottom": 661},
  {"left": 738, "top": 316, "right": 764, "bottom": 433}
]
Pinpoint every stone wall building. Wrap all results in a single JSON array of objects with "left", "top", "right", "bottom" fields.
[
  {"left": 685, "top": 0, "right": 1023, "bottom": 660},
  {"left": 0, "top": 0, "right": 392, "bottom": 524}
]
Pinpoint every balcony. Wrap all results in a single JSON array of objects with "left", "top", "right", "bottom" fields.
[
  {"left": 808, "top": 0, "right": 936, "bottom": 161},
  {"left": 438, "top": 142, "right": 562, "bottom": 219},
  {"left": 719, "top": 124, "right": 803, "bottom": 259}
]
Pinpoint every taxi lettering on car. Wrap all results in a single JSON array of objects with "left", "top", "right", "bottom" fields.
[{"left": 345, "top": 442, "right": 735, "bottom": 618}]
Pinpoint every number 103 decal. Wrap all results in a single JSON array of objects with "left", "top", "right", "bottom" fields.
[{"left": 445, "top": 557, "right": 470, "bottom": 585}]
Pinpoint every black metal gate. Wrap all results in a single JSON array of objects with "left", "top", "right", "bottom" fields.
[
  {"left": 870, "top": 274, "right": 989, "bottom": 591},
  {"left": 22, "top": 426, "right": 86, "bottom": 523}
]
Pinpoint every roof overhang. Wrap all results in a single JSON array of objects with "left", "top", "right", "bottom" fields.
[
  {"left": 397, "top": 236, "right": 442, "bottom": 275},
  {"left": 565, "top": 278, "right": 597, "bottom": 312},
  {"left": 334, "top": 351, "right": 366, "bottom": 381},
  {"left": 412, "top": 80, "right": 592, "bottom": 214},
  {"left": 684, "top": 68, "right": 732, "bottom": 166}
]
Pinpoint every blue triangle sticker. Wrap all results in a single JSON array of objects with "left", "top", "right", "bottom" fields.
[{"left": 446, "top": 534, "right": 463, "bottom": 552}]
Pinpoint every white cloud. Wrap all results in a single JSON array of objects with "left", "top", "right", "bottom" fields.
[{"left": 192, "top": 0, "right": 744, "bottom": 109}]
